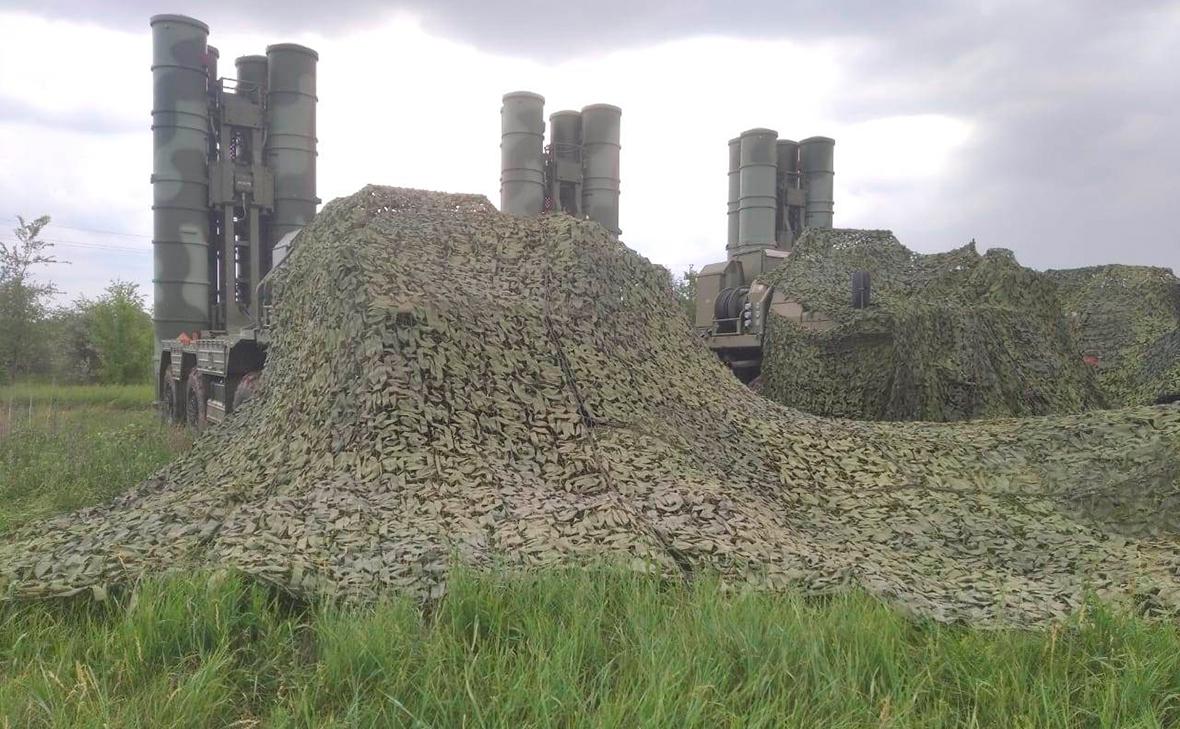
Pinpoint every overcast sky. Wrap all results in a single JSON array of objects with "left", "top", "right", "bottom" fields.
[{"left": 1, "top": 0, "right": 1177, "bottom": 305}]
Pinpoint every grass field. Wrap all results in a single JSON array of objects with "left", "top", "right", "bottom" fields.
[
  {"left": 0, "top": 384, "right": 189, "bottom": 534},
  {"left": 1, "top": 382, "right": 156, "bottom": 410},
  {"left": 1, "top": 386, "right": 1179, "bottom": 727}
]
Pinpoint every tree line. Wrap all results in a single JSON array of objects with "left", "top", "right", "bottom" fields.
[{"left": 0, "top": 215, "right": 153, "bottom": 385}]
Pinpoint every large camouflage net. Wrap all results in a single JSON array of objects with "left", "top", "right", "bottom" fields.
[
  {"left": 3, "top": 187, "right": 1180, "bottom": 626},
  {"left": 759, "top": 230, "right": 1108, "bottom": 421},
  {"left": 1050, "top": 265, "right": 1180, "bottom": 406}
]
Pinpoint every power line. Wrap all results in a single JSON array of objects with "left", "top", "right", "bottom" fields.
[
  {"left": 48, "top": 223, "right": 151, "bottom": 240},
  {"left": 51, "top": 241, "right": 146, "bottom": 255},
  {"left": 0, "top": 238, "right": 147, "bottom": 255}
]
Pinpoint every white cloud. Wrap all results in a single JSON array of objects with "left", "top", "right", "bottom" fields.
[
  {"left": 1, "top": 10, "right": 980, "bottom": 305},
  {"left": 835, "top": 114, "right": 974, "bottom": 244},
  {"left": 0, "top": 14, "right": 146, "bottom": 122}
]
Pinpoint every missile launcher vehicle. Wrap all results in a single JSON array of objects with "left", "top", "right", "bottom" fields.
[
  {"left": 498, "top": 100, "right": 839, "bottom": 386},
  {"left": 150, "top": 14, "right": 318, "bottom": 427},
  {"left": 692, "top": 128, "right": 844, "bottom": 382}
]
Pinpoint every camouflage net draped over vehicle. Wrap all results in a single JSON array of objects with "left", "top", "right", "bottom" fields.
[
  {"left": 3, "top": 186, "right": 1180, "bottom": 626},
  {"left": 759, "top": 230, "right": 1108, "bottom": 421},
  {"left": 1050, "top": 265, "right": 1180, "bottom": 406}
]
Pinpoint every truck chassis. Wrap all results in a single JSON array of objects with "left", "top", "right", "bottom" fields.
[{"left": 157, "top": 333, "right": 266, "bottom": 428}]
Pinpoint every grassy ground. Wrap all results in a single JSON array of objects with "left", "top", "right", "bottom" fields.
[
  {"left": 0, "top": 385, "right": 189, "bottom": 534},
  {"left": 1, "top": 382, "right": 156, "bottom": 410},
  {"left": 2, "top": 569, "right": 1179, "bottom": 728},
  {"left": 1, "top": 386, "right": 1179, "bottom": 727}
]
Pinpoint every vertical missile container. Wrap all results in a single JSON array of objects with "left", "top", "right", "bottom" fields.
[
  {"left": 726, "top": 137, "right": 741, "bottom": 255},
  {"left": 800, "top": 136, "right": 835, "bottom": 229},
  {"left": 235, "top": 54, "right": 268, "bottom": 100},
  {"left": 580, "top": 103, "right": 622, "bottom": 236},
  {"left": 500, "top": 91, "right": 546, "bottom": 216},
  {"left": 736, "top": 128, "right": 779, "bottom": 256},
  {"left": 548, "top": 110, "right": 583, "bottom": 215},
  {"left": 150, "top": 14, "right": 213, "bottom": 342},
  {"left": 265, "top": 43, "right": 318, "bottom": 252}
]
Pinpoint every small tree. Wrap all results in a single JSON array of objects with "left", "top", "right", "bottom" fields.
[
  {"left": 84, "top": 281, "right": 154, "bottom": 385},
  {"left": 0, "top": 215, "right": 58, "bottom": 380},
  {"left": 45, "top": 301, "right": 101, "bottom": 383},
  {"left": 670, "top": 265, "right": 698, "bottom": 323}
]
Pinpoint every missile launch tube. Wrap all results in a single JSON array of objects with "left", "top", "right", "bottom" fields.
[
  {"left": 726, "top": 137, "right": 740, "bottom": 255},
  {"left": 776, "top": 139, "right": 800, "bottom": 186},
  {"left": 776, "top": 139, "right": 800, "bottom": 246},
  {"left": 206, "top": 45, "right": 219, "bottom": 88},
  {"left": 581, "top": 103, "right": 622, "bottom": 236},
  {"left": 500, "top": 91, "right": 546, "bottom": 215},
  {"left": 150, "top": 14, "right": 212, "bottom": 341},
  {"left": 549, "top": 110, "right": 583, "bottom": 214},
  {"left": 549, "top": 110, "right": 582, "bottom": 162},
  {"left": 265, "top": 43, "right": 318, "bottom": 252},
  {"left": 737, "top": 128, "right": 778, "bottom": 254},
  {"left": 235, "top": 54, "right": 268, "bottom": 100},
  {"left": 800, "top": 136, "right": 835, "bottom": 229}
]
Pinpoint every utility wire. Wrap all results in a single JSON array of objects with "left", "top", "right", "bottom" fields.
[
  {"left": 42, "top": 223, "right": 150, "bottom": 239},
  {"left": 0, "top": 238, "right": 147, "bottom": 255},
  {"left": 44, "top": 240, "right": 146, "bottom": 253}
]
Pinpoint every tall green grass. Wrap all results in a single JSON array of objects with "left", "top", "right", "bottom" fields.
[
  {"left": 2, "top": 386, "right": 1180, "bottom": 727},
  {"left": 0, "top": 382, "right": 155, "bottom": 410},
  {"left": 0, "top": 397, "right": 189, "bottom": 535},
  {"left": 0, "top": 568, "right": 1178, "bottom": 728}
]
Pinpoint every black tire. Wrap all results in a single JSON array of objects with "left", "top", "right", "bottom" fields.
[
  {"left": 185, "top": 370, "right": 207, "bottom": 431},
  {"left": 232, "top": 370, "right": 262, "bottom": 412},
  {"left": 161, "top": 378, "right": 181, "bottom": 425}
]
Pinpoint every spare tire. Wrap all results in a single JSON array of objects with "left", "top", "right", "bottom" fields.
[{"left": 714, "top": 287, "right": 749, "bottom": 321}]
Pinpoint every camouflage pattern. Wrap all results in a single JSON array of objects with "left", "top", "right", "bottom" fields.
[
  {"left": 759, "top": 229, "right": 1108, "bottom": 421},
  {"left": 150, "top": 14, "right": 212, "bottom": 341},
  {"left": 580, "top": 104, "right": 622, "bottom": 236},
  {"left": 4, "top": 186, "right": 1180, "bottom": 627},
  {"left": 265, "top": 43, "right": 318, "bottom": 252},
  {"left": 500, "top": 91, "right": 546, "bottom": 216},
  {"left": 1051, "top": 265, "right": 1180, "bottom": 405}
]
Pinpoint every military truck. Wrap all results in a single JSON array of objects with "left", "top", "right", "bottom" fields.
[
  {"left": 499, "top": 101, "right": 834, "bottom": 385},
  {"left": 691, "top": 128, "right": 864, "bottom": 382},
  {"left": 150, "top": 15, "right": 318, "bottom": 428}
]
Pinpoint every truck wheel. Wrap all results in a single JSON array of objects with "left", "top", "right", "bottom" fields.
[
  {"left": 161, "top": 378, "right": 181, "bottom": 425},
  {"left": 185, "top": 370, "right": 208, "bottom": 431},
  {"left": 232, "top": 370, "right": 262, "bottom": 411}
]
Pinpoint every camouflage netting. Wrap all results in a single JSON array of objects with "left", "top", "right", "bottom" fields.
[
  {"left": 1050, "top": 265, "right": 1180, "bottom": 406},
  {"left": 759, "top": 229, "right": 1108, "bottom": 421},
  {"left": 3, "top": 186, "right": 1180, "bottom": 626}
]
